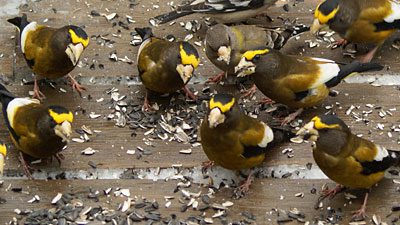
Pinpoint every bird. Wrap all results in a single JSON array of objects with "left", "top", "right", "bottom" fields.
[
  {"left": 200, "top": 93, "right": 291, "bottom": 195},
  {"left": 310, "top": 0, "right": 400, "bottom": 63},
  {"left": 0, "top": 142, "right": 6, "bottom": 176},
  {"left": 296, "top": 114, "right": 400, "bottom": 220},
  {"left": 0, "top": 83, "right": 73, "bottom": 178},
  {"left": 205, "top": 23, "right": 309, "bottom": 97},
  {"left": 7, "top": 13, "right": 89, "bottom": 99},
  {"left": 234, "top": 48, "right": 383, "bottom": 124},
  {"left": 151, "top": 0, "right": 278, "bottom": 25},
  {"left": 135, "top": 27, "right": 200, "bottom": 111}
]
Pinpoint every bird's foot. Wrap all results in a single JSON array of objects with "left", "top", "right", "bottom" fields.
[
  {"left": 351, "top": 207, "right": 367, "bottom": 221},
  {"left": 240, "top": 84, "right": 257, "bottom": 99},
  {"left": 233, "top": 171, "right": 254, "bottom": 198},
  {"left": 33, "top": 79, "right": 46, "bottom": 100},
  {"left": 351, "top": 192, "right": 369, "bottom": 221},
  {"left": 54, "top": 153, "right": 65, "bottom": 165},
  {"left": 332, "top": 38, "right": 349, "bottom": 49},
  {"left": 182, "top": 86, "right": 197, "bottom": 101},
  {"left": 206, "top": 71, "right": 225, "bottom": 84},
  {"left": 258, "top": 97, "right": 275, "bottom": 105},
  {"left": 320, "top": 184, "right": 345, "bottom": 199},
  {"left": 201, "top": 160, "right": 214, "bottom": 172},
  {"left": 142, "top": 97, "right": 154, "bottom": 112},
  {"left": 281, "top": 108, "right": 304, "bottom": 126},
  {"left": 18, "top": 152, "right": 33, "bottom": 179},
  {"left": 68, "top": 74, "right": 86, "bottom": 96}
]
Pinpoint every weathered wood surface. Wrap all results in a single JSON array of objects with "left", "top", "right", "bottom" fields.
[
  {"left": 1, "top": 0, "right": 400, "bottom": 224},
  {"left": 1, "top": 179, "right": 399, "bottom": 224},
  {"left": 1, "top": 84, "right": 400, "bottom": 175}
]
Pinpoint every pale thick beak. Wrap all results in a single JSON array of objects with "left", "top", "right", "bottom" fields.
[
  {"left": 235, "top": 57, "right": 256, "bottom": 77},
  {"left": 310, "top": 19, "right": 327, "bottom": 34},
  {"left": 55, "top": 121, "right": 72, "bottom": 143},
  {"left": 208, "top": 108, "right": 225, "bottom": 128},
  {"left": 296, "top": 121, "right": 319, "bottom": 142},
  {"left": 217, "top": 46, "right": 231, "bottom": 65},
  {"left": 65, "top": 43, "right": 84, "bottom": 66},
  {"left": 176, "top": 64, "right": 194, "bottom": 84}
]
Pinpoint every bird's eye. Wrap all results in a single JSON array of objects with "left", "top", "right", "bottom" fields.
[{"left": 253, "top": 55, "right": 260, "bottom": 61}]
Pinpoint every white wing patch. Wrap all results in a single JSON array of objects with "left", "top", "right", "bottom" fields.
[
  {"left": 374, "top": 145, "right": 389, "bottom": 161},
  {"left": 309, "top": 57, "right": 340, "bottom": 88},
  {"left": 258, "top": 122, "right": 274, "bottom": 148},
  {"left": 20, "top": 22, "right": 38, "bottom": 54},
  {"left": 384, "top": 1, "right": 400, "bottom": 23},
  {"left": 7, "top": 98, "right": 39, "bottom": 128},
  {"left": 137, "top": 38, "right": 152, "bottom": 62}
]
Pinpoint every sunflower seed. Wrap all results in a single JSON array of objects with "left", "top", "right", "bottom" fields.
[{"left": 51, "top": 193, "right": 63, "bottom": 204}]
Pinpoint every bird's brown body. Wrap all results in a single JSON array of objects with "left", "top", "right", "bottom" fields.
[
  {"left": 10, "top": 104, "right": 66, "bottom": 159},
  {"left": 138, "top": 38, "right": 187, "bottom": 94},
  {"left": 313, "top": 132, "right": 386, "bottom": 189},
  {"left": 201, "top": 113, "right": 267, "bottom": 170},
  {"left": 23, "top": 26, "right": 76, "bottom": 79}
]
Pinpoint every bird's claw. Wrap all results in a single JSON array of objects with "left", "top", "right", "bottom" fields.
[
  {"left": 182, "top": 86, "right": 197, "bottom": 101},
  {"left": 206, "top": 71, "right": 225, "bottom": 84},
  {"left": 240, "top": 84, "right": 257, "bottom": 99},
  {"left": 68, "top": 74, "right": 86, "bottom": 96}
]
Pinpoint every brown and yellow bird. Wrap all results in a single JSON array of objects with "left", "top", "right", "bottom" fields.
[
  {"left": 0, "top": 142, "right": 6, "bottom": 176},
  {"left": 311, "top": 0, "right": 400, "bottom": 62},
  {"left": 205, "top": 23, "right": 308, "bottom": 97},
  {"left": 297, "top": 115, "right": 400, "bottom": 220},
  {"left": 234, "top": 48, "right": 383, "bottom": 124},
  {"left": 136, "top": 27, "right": 200, "bottom": 111},
  {"left": 8, "top": 14, "right": 89, "bottom": 99},
  {"left": 0, "top": 84, "right": 73, "bottom": 178},
  {"left": 201, "top": 93, "right": 283, "bottom": 194}
]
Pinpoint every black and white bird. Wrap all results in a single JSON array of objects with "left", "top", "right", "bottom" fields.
[{"left": 152, "top": 0, "right": 278, "bottom": 24}]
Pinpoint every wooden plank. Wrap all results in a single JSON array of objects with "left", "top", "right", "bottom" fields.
[
  {"left": 1, "top": 84, "right": 400, "bottom": 175},
  {"left": 0, "top": 178, "right": 398, "bottom": 224},
  {"left": 9, "top": 0, "right": 400, "bottom": 83}
]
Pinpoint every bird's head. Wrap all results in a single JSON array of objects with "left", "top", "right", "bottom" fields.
[
  {"left": 311, "top": 0, "right": 340, "bottom": 34},
  {"left": 176, "top": 42, "right": 200, "bottom": 84},
  {"left": 47, "top": 106, "right": 73, "bottom": 143},
  {"left": 296, "top": 114, "right": 349, "bottom": 142},
  {"left": 65, "top": 25, "right": 89, "bottom": 66},
  {"left": 234, "top": 48, "right": 270, "bottom": 77},
  {"left": 0, "top": 142, "right": 6, "bottom": 176},
  {"left": 206, "top": 24, "right": 231, "bottom": 65},
  {"left": 207, "top": 94, "right": 238, "bottom": 129}
]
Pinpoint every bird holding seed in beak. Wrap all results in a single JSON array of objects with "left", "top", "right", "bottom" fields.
[
  {"left": 296, "top": 114, "right": 400, "bottom": 220},
  {"left": 234, "top": 48, "right": 383, "bottom": 124},
  {"left": 200, "top": 93, "right": 292, "bottom": 195},
  {"left": 310, "top": 0, "right": 400, "bottom": 63},
  {"left": 7, "top": 14, "right": 89, "bottom": 99},
  {"left": 135, "top": 27, "right": 200, "bottom": 111},
  {"left": 0, "top": 83, "right": 73, "bottom": 178}
]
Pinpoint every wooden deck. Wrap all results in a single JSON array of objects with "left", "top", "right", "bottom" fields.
[{"left": 0, "top": 0, "right": 400, "bottom": 224}]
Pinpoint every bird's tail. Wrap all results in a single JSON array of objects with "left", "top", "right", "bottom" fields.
[
  {"left": 325, "top": 61, "right": 384, "bottom": 88},
  {"left": 0, "top": 142, "right": 6, "bottom": 176},
  {"left": 151, "top": 10, "right": 194, "bottom": 25},
  {"left": 0, "top": 83, "right": 15, "bottom": 108},
  {"left": 269, "top": 24, "right": 310, "bottom": 50},
  {"left": 135, "top": 27, "right": 154, "bottom": 41},
  {"left": 7, "top": 13, "right": 30, "bottom": 36}
]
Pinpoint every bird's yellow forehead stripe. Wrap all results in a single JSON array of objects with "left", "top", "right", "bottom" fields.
[
  {"left": 209, "top": 98, "right": 235, "bottom": 113},
  {"left": 315, "top": 6, "right": 339, "bottom": 24},
  {"left": 311, "top": 116, "right": 340, "bottom": 129},
  {"left": 243, "top": 49, "right": 269, "bottom": 60},
  {"left": 49, "top": 109, "right": 73, "bottom": 124},
  {"left": 0, "top": 144, "right": 6, "bottom": 157},
  {"left": 180, "top": 44, "right": 200, "bottom": 68},
  {"left": 69, "top": 29, "right": 89, "bottom": 47}
]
